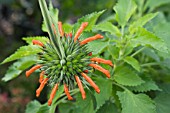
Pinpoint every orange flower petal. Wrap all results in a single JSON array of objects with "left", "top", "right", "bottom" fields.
[
  {"left": 64, "top": 84, "right": 73, "bottom": 100},
  {"left": 74, "top": 22, "right": 88, "bottom": 42},
  {"left": 81, "top": 73, "right": 100, "bottom": 93},
  {"left": 48, "top": 83, "right": 58, "bottom": 106},
  {"left": 90, "top": 57, "right": 113, "bottom": 67},
  {"left": 75, "top": 75, "right": 86, "bottom": 99},
  {"left": 26, "top": 65, "right": 42, "bottom": 77},
  {"left": 89, "top": 64, "right": 110, "bottom": 78}
]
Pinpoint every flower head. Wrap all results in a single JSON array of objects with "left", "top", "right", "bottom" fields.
[{"left": 26, "top": 22, "right": 113, "bottom": 106}]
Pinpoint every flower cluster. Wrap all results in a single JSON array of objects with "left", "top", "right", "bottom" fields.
[{"left": 26, "top": 22, "right": 113, "bottom": 106}]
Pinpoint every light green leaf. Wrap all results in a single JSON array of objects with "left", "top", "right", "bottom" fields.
[
  {"left": 1, "top": 45, "right": 41, "bottom": 64},
  {"left": 131, "top": 27, "right": 168, "bottom": 53},
  {"left": 108, "top": 45, "right": 119, "bottom": 60},
  {"left": 129, "top": 13, "right": 158, "bottom": 34},
  {"left": 22, "top": 36, "right": 49, "bottom": 44},
  {"left": 94, "top": 77, "right": 112, "bottom": 111},
  {"left": 73, "top": 10, "right": 105, "bottom": 33},
  {"left": 2, "top": 55, "right": 37, "bottom": 82},
  {"left": 96, "top": 100, "right": 119, "bottom": 113},
  {"left": 117, "top": 90, "right": 156, "bottom": 113},
  {"left": 93, "top": 22, "right": 121, "bottom": 36},
  {"left": 128, "top": 77, "right": 161, "bottom": 92},
  {"left": 124, "top": 56, "right": 141, "bottom": 72},
  {"left": 25, "top": 100, "right": 41, "bottom": 113},
  {"left": 62, "top": 23, "right": 73, "bottom": 33},
  {"left": 113, "top": 0, "right": 137, "bottom": 27},
  {"left": 114, "top": 65, "right": 144, "bottom": 86}
]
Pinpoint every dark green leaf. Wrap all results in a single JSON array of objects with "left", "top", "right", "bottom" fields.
[
  {"left": 25, "top": 100, "right": 41, "bottom": 113},
  {"left": 155, "top": 93, "right": 170, "bottom": 113},
  {"left": 117, "top": 90, "right": 156, "bottom": 113},
  {"left": 128, "top": 77, "right": 161, "bottom": 92},
  {"left": 114, "top": 65, "right": 144, "bottom": 86},
  {"left": 96, "top": 100, "right": 119, "bottom": 113},
  {"left": 73, "top": 91, "right": 95, "bottom": 113},
  {"left": 145, "top": 0, "right": 170, "bottom": 11},
  {"left": 94, "top": 77, "right": 112, "bottom": 111}
]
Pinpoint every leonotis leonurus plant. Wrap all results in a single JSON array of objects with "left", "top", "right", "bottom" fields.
[{"left": 25, "top": 0, "right": 113, "bottom": 106}]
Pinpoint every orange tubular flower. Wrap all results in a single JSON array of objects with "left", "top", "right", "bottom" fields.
[
  {"left": 32, "top": 40, "right": 44, "bottom": 47},
  {"left": 90, "top": 57, "right": 113, "bottom": 67},
  {"left": 39, "top": 71, "right": 45, "bottom": 83},
  {"left": 81, "top": 73, "right": 100, "bottom": 93},
  {"left": 58, "top": 21, "right": 64, "bottom": 37},
  {"left": 80, "top": 34, "right": 104, "bottom": 45},
  {"left": 89, "top": 64, "right": 111, "bottom": 78},
  {"left": 48, "top": 83, "right": 58, "bottom": 106},
  {"left": 75, "top": 75, "right": 86, "bottom": 99},
  {"left": 74, "top": 22, "right": 88, "bottom": 42},
  {"left": 64, "top": 84, "right": 73, "bottom": 100},
  {"left": 26, "top": 65, "right": 41, "bottom": 77},
  {"left": 26, "top": 20, "right": 113, "bottom": 105},
  {"left": 36, "top": 78, "right": 49, "bottom": 97}
]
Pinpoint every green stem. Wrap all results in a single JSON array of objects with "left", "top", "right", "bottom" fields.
[
  {"left": 49, "top": 89, "right": 79, "bottom": 113},
  {"left": 131, "top": 47, "right": 146, "bottom": 57},
  {"left": 112, "top": 82, "right": 128, "bottom": 91},
  {"left": 141, "top": 62, "right": 160, "bottom": 67}
]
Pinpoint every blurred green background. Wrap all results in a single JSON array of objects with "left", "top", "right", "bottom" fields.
[{"left": 0, "top": 0, "right": 115, "bottom": 112}]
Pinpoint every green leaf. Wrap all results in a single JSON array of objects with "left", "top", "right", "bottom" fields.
[
  {"left": 128, "top": 77, "right": 161, "bottom": 92},
  {"left": 88, "top": 40, "right": 108, "bottom": 55},
  {"left": 154, "top": 93, "right": 170, "bottom": 113},
  {"left": 80, "top": 32, "right": 108, "bottom": 55},
  {"left": 94, "top": 77, "right": 112, "bottom": 111},
  {"left": 62, "top": 23, "right": 73, "bottom": 33},
  {"left": 96, "top": 100, "right": 119, "bottom": 113},
  {"left": 93, "top": 22, "right": 121, "bottom": 36},
  {"left": 37, "top": 104, "right": 50, "bottom": 113},
  {"left": 114, "top": 65, "right": 144, "bottom": 86},
  {"left": 131, "top": 27, "right": 168, "bottom": 53},
  {"left": 154, "top": 22, "right": 170, "bottom": 53},
  {"left": 145, "top": 0, "right": 170, "bottom": 11},
  {"left": 73, "top": 10, "right": 105, "bottom": 33},
  {"left": 124, "top": 56, "right": 141, "bottom": 72},
  {"left": 2, "top": 55, "right": 37, "bottom": 82},
  {"left": 59, "top": 102, "right": 75, "bottom": 113},
  {"left": 22, "top": 36, "right": 49, "bottom": 44},
  {"left": 108, "top": 45, "right": 119, "bottom": 60},
  {"left": 73, "top": 91, "right": 95, "bottom": 113},
  {"left": 1, "top": 45, "right": 41, "bottom": 64},
  {"left": 129, "top": 13, "right": 158, "bottom": 34},
  {"left": 25, "top": 100, "right": 41, "bottom": 113},
  {"left": 117, "top": 90, "right": 156, "bottom": 113},
  {"left": 113, "top": 0, "right": 137, "bottom": 27}
]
